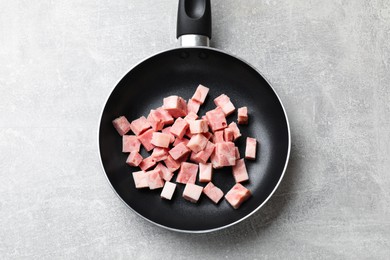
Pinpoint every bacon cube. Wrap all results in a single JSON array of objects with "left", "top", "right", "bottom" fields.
[
  {"left": 161, "top": 127, "right": 175, "bottom": 144},
  {"left": 112, "top": 116, "right": 131, "bottom": 136},
  {"left": 156, "top": 107, "right": 174, "bottom": 125},
  {"left": 169, "top": 142, "right": 191, "bottom": 160},
  {"left": 203, "top": 182, "right": 224, "bottom": 204},
  {"left": 122, "top": 135, "right": 141, "bottom": 153},
  {"left": 163, "top": 155, "right": 181, "bottom": 172},
  {"left": 147, "top": 109, "right": 164, "bottom": 131},
  {"left": 214, "top": 142, "right": 237, "bottom": 167},
  {"left": 151, "top": 132, "right": 171, "bottom": 148},
  {"left": 225, "top": 183, "right": 251, "bottom": 209},
  {"left": 155, "top": 163, "right": 174, "bottom": 181},
  {"left": 184, "top": 111, "right": 199, "bottom": 123},
  {"left": 176, "top": 162, "right": 198, "bottom": 184},
  {"left": 185, "top": 128, "right": 193, "bottom": 139},
  {"left": 183, "top": 183, "right": 203, "bottom": 203},
  {"left": 232, "top": 159, "right": 249, "bottom": 183},
  {"left": 172, "top": 137, "right": 190, "bottom": 147},
  {"left": 148, "top": 169, "right": 164, "bottom": 190},
  {"left": 245, "top": 137, "right": 257, "bottom": 160},
  {"left": 199, "top": 163, "right": 213, "bottom": 182},
  {"left": 151, "top": 147, "right": 169, "bottom": 161},
  {"left": 187, "top": 99, "right": 201, "bottom": 114},
  {"left": 223, "top": 128, "right": 234, "bottom": 142},
  {"left": 170, "top": 117, "right": 189, "bottom": 139},
  {"left": 191, "top": 141, "right": 215, "bottom": 164},
  {"left": 189, "top": 119, "right": 209, "bottom": 134},
  {"left": 235, "top": 147, "right": 240, "bottom": 159},
  {"left": 139, "top": 156, "right": 157, "bottom": 171},
  {"left": 126, "top": 151, "right": 143, "bottom": 167},
  {"left": 132, "top": 170, "right": 149, "bottom": 189},
  {"left": 206, "top": 107, "right": 227, "bottom": 132},
  {"left": 191, "top": 84, "right": 209, "bottom": 104},
  {"left": 238, "top": 107, "right": 248, "bottom": 124},
  {"left": 161, "top": 181, "right": 176, "bottom": 200},
  {"left": 163, "top": 95, "right": 187, "bottom": 118},
  {"left": 187, "top": 134, "right": 208, "bottom": 153},
  {"left": 137, "top": 128, "right": 155, "bottom": 151},
  {"left": 214, "top": 94, "right": 235, "bottom": 116},
  {"left": 130, "top": 116, "right": 151, "bottom": 136},
  {"left": 212, "top": 130, "right": 224, "bottom": 143},
  {"left": 228, "top": 122, "right": 241, "bottom": 140}
]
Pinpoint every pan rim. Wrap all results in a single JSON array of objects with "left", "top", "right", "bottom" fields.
[{"left": 97, "top": 46, "right": 291, "bottom": 233}]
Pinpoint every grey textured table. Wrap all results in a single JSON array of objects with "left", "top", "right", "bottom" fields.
[{"left": 1, "top": 0, "right": 389, "bottom": 259}]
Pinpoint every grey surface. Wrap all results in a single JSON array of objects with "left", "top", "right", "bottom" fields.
[{"left": 1, "top": 0, "right": 389, "bottom": 259}]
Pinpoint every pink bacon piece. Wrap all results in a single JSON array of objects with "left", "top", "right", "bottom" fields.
[
  {"left": 112, "top": 116, "right": 132, "bottom": 136},
  {"left": 151, "top": 132, "right": 171, "bottom": 148},
  {"left": 238, "top": 107, "right": 248, "bottom": 125},
  {"left": 161, "top": 181, "right": 176, "bottom": 200},
  {"left": 132, "top": 170, "right": 149, "bottom": 189},
  {"left": 214, "top": 94, "right": 235, "bottom": 116},
  {"left": 225, "top": 183, "right": 251, "bottom": 209},
  {"left": 189, "top": 119, "right": 209, "bottom": 134},
  {"left": 223, "top": 128, "right": 234, "bottom": 142},
  {"left": 203, "top": 182, "right": 224, "bottom": 204},
  {"left": 206, "top": 107, "right": 227, "bottom": 132},
  {"left": 122, "top": 135, "right": 141, "bottom": 153},
  {"left": 191, "top": 84, "right": 209, "bottom": 104},
  {"left": 147, "top": 109, "right": 164, "bottom": 131},
  {"left": 187, "top": 99, "right": 201, "bottom": 114},
  {"left": 170, "top": 117, "right": 189, "bottom": 139},
  {"left": 164, "top": 155, "right": 181, "bottom": 172},
  {"left": 139, "top": 156, "right": 157, "bottom": 171},
  {"left": 183, "top": 183, "right": 203, "bottom": 203},
  {"left": 172, "top": 137, "right": 189, "bottom": 147},
  {"left": 232, "top": 159, "right": 249, "bottom": 183},
  {"left": 214, "top": 142, "right": 237, "bottom": 167},
  {"left": 155, "top": 163, "right": 174, "bottom": 181},
  {"left": 169, "top": 142, "right": 191, "bottom": 160},
  {"left": 161, "top": 127, "right": 175, "bottom": 144},
  {"left": 245, "top": 137, "right": 257, "bottom": 160},
  {"left": 191, "top": 141, "right": 215, "bottom": 164},
  {"left": 163, "top": 95, "right": 187, "bottom": 118},
  {"left": 126, "top": 151, "right": 143, "bottom": 167},
  {"left": 228, "top": 122, "right": 241, "bottom": 140},
  {"left": 137, "top": 128, "right": 155, "bottom": 152},
  {"left": 187, "top": 134, "right": 208, "bottom": 153},
  {"left": 148, "top": 169, "right": 164, "bottom": 190},
  {"left": 199, "top": 162, "right": 213, "bottom": 183},
  {"left": 176, "top": 162, "right": 198, "bottom": 184},
  {"left": 130, "top": 116, "right": 151, "bottom": 136},
  {"left": 151, "top": 147, "right": 169, "bottom": 162}
]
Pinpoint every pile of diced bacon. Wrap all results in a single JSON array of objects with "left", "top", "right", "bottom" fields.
[{"left": 112, "top": 85, "right": 257, "bottom": 209}]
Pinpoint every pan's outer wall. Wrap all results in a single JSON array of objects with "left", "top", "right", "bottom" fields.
[{"left": 99, "top": 47, "right": 290, "bottom": 232}]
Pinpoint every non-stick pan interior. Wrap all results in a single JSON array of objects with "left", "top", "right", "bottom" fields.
[{"left": 99, "top": 47, "right": 289, "bottom": 232}]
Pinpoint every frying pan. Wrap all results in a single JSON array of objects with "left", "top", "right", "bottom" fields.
[{"left": 99, "top": 0, "right": 290, "bottom": 233}]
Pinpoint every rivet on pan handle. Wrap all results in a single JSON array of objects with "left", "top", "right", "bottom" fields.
[{"left": 177, "top": 0, "right": 211, "bottom": 47}]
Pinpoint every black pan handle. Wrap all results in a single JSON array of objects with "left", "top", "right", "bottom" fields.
[{"left": 177, "top": 0, "right": 212, "bottom": 46}]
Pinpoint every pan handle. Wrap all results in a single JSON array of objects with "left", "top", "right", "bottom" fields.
[{"left": 177, "top": 0, "right": 211, "bottom": 47}]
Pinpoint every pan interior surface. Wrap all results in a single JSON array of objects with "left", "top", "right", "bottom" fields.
[{"left": 99, "top": 48, "right": 289, "bottom": 232}]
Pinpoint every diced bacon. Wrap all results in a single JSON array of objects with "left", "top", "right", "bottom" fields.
[
  {"left": 132, "top": 170, "right": 149, "bottom": 189},
  {"left": 156, "top": 107, "right": 174, "bottom": 125},
  {"left": 161, "top": 127, "right": 175, "bottom": 144},
  {"left": 126, "top": 151, "right": 143, "bottom": 167},
  {"left": 170, "top": 117, "right": 189, "bottom": 139},
  {"left": 210, "top": 151, "right": 223, "bottom": 169},
  {"left": 191, "top": 141, "right": 215, "bottom": 164},
  {"left": 161, "top": 181, "right": 176, "bottom": 200},
  {"left": 228, "top": 122, "right": 241, "bottom": 140},
  {"left": 176, "top": 162, "right": 198, "bottom": 184},
  {"left": 163, "top": 155, "right": 181, "bottom": 172},
  {"left": 151, "top": 147, "right": 169, "bottom": 161},
  {"left": 148, "top": 169, "right": 164, "bottom": 190},
  {"left": 122, "top": 135, "right": 141, "bottom": 153},
  {"left": 184, "top": 111, "right": 199, "bottom": 123},
  {"left": 177, "top": 151, "right": 191, "bottom": 163},
  {"left": 214, "top": 94, "right": 235, "bottom": 116},
  {"left": 189, "top": 119, "right": 209, "bottom": 134},
  {"left": 173, "top": 137, "right": 190, "bottom": 147},
  {"left": 245, "top": 137, "right": 257, "bottom": 160},
  {"left": 206, "top": 107, "right": 227, "bottom": 132},
  {"left": 203, "top": 131, "right": 212, "bottom": 140},
  {"left": 139, "top": 156, "right": 157, "bottom": 171},
  {"left": 214, "top": 142, "right": 237, "bottom": 167},
  {"left": 187, "top": 134, "right": 208, "bottom": 153},
  {"left": 232, "top": 159, "right": 249, "bottom": 183},
  {"left": 130, "top": 116, "right": 151, "bottom": 136},
  {"left": 183, "top": 183, "right": 203, "bottom": 203},
  {"left": 112, "top": 116, "right": 131, "bottom": 136},
  {"left": 151, "top": 132, "right": 171, "bottom": 148},
  {"left": 147, "top": 109, "right": 164, "bottom": 131},
  {"left": 189, "top": 151, "right": 202, "bottom": 164},
  {"left": 225, "top": 183, "right": 251, "bottom": 209},
  {"left": 224, "top": 128, "right": 234, "bottom": 142},
  {"left": 137, "top": 128, "right": 155, "bottom": 151},
  {"left": 169, "top": 142, "right": 191, "bottom": 160},
  {"left": 199, "top": 163, "right": 213, "bottom": 182},
  {"left": 212, "top": 130, "right": 224, "bottom": 143},
  {"left": 155, "top": 163, "right": 173, "bottom": 181},
  {"left": 238, "top": 107, "right": 248, "bottom": 124},
  {"left": 191, "top": 84, "right": 209, "bottom": 104},
  {"left": 163, "top": 95, "right": 187, "bottom": 118},
  {"left": 235, "top": 147, "right": 240, "bottom": 159},
  {"left": 203, "top": 182, "right": 224, "bottom": 204},
  {"left": 187, "top": 99, "right": 201, "bottom": 114}
]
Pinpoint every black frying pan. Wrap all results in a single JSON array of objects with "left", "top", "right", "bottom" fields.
[{"left": 99, "top": 0, "right": 290, "bottom": 233}]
